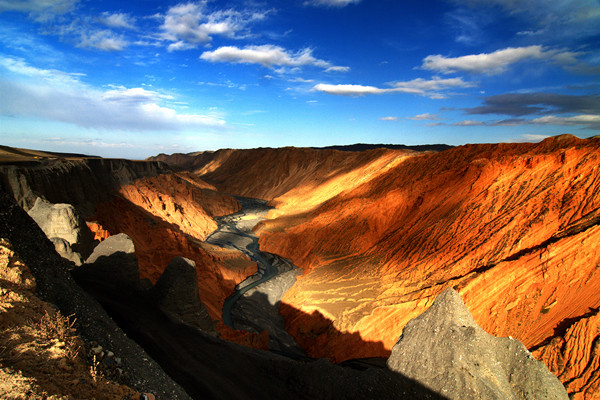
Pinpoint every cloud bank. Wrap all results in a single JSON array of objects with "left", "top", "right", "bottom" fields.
[
  {"left": 312, "top": 77, "right": 475, "bottom": 98},
  {"left": 422, "top": 45, "right": 581, "bottom": 75},
  {"left": 0, "top": 57, "right": 225, "bottom": 131},
  {"left": 200, "top": 44, "right": 348, "bottom": 71}
]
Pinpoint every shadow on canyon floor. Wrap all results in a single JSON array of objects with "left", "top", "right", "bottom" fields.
[
  {"left": 280, "top": 301, "right": 391, "bottom": 362},
  {"left": 75, "top": 273, "right": 448, "bottom": 400}
]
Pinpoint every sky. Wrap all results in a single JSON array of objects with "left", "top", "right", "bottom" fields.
[{"left": 0, "top": 0, "right": 599, "bottom": 159}]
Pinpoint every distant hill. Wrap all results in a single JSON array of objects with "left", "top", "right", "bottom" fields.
[
  {"left": 313, "top": 143, "right": 453, "bottom": 152},
  {"left": 0, "top": 145, "right": 99, "bottom": 164}
]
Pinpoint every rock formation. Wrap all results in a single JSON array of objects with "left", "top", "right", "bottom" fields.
[
  {"left": 115, "top": 172, "right": 240, "bottom": 241},
  {"left": 27, "top": 197, "right": 95, "bottom": 265},
  {"left": 387, "top": 288, "right": 568, "bottom": 400},
  {"left": 74, "top": 233, "right": 140, "bottom": 289},
  {"left": 532, "top": 309, "right": 600, "bottom": 399},
  {"left": 0, "top": 157, "right": 169, "bottom": 216},
  {"left": 0, "top": 188, "right": 190, "bottom": 399},
  {"left": 93, "top": 193, "right": 256, "bottom": 325},
  {"left": 150, "top": 256, "right": 216, "bottom": 334}
]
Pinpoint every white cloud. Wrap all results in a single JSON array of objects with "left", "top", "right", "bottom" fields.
[
  {"left": 161, "top": 2, "right": 268, "bottom": 51},
  {"left": 312, "top": 83, "right": 387, "bottom": 96},
  {"left": 288, "top": 77, "right": 315, "bottom": 83},
  {"left": 0, "top": 0, "right": 78, "bottom": 21},
  {"left": 77, "top": 29, "right": 127, "bottom": 51},
  {"left": 531, "top": 114, "right": 600, "bottom": 128},
  {"left": 100, "top": 12, "right": 135, "bottom": 30},
  {"left": 380, "top": 116, "right": 397, "bottom": 121},
  {"left": 0, "top": 56, "right": 225, "bottom": 131},
  {"left": 325, "top": 66, "right": 350, "bottom": 73},
  {"left": 453, "top": 120, "right": 485, "bottom": 126},
  {"left": 422, "top": 46, "right": 582, "bottom": 75},
  {"left": 408, "top": 113, "right": 440, "bottom": 121},
  {"left": 312, "top": 77, "right": 475, "bottom": 98},
  {"left": 305, "top": 0, "right": 361, "bottom": 7},
  {"left": 200, "top": 45, "right": 347, "bottom": 71},
  {"left": 520, "top": 134, "right": 551, "bottom": 142}
]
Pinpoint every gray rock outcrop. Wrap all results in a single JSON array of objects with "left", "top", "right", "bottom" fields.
[
  {"left": 387, "top": 287, "right": 568, "bottom": 400},
  {"left": 150, "top": 256, "right": 216, "bottom": 334},
  {"left": 75, "top": 233, "right": 140, "bottom": 288},
  {"left": 27, "top": 197, "right": 95, "bottom": 265}
]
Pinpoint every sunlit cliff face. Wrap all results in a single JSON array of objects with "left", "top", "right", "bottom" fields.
[{"left": 99, "top": 136, "right": 600, "bottom": 398}]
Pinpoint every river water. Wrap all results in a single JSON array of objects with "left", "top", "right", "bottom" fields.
[{"left": 205, "top": 197, "right": 278, "bottom": 328}]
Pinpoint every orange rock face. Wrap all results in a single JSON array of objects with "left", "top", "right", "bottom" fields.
[
  {"left": 195, "top": 147, "right": 407, "bottom": 202},
  {"left": 115, "top": 172, "right": 240, "bottom": 241},
  {"left": 252, "top": 136, "right": 600, "bottom": 394},
  {"left": 86, "top": 221, "right": 110, "bottom": 242},
  {"left": 533, "top": 309, "right": 600, "bottom": 399}
]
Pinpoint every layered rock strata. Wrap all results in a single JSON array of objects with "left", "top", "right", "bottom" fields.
[
  {"left": 254, "top": 136, "right": 600, "bottom": 371},
  {"left": 0, "top": 157, "right": 168, "bottom": 216}
]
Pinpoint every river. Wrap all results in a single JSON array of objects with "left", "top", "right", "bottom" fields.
[{"left": 204, "top": 197, "right": 278, "bottom": 328}]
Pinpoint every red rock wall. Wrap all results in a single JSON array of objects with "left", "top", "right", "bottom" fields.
[
  {"left": 195, "top": 147, "right": 405, "bottom": 201},
  {"left": 115, "top": 172, "right": 239, "bottom": 241},
  {"left": 533, "top": 310, "right": 600, "bottom": 399},
  {"left": 257, "top": 135, "right": 600, "bottom": 395}
]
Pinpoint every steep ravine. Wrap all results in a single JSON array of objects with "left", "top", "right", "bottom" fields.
[{"left": 0, "top": 146, "right": 572, "bottom": 399}]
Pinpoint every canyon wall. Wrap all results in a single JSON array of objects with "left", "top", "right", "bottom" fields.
[
  {"left": 0, "top": 157, "right": 260, "bottom": 345},
  {"left": 185, "top": 135, "right": 600, "bottom": 397},
  {"left": 164, "top": 147, "right": 411, "bottom": 202},
  {"left": 0, "top": 158, "right": 169, "bottom": 216},
  {"left": 92, "top": 173, "right": 256, "bottom": 322}
]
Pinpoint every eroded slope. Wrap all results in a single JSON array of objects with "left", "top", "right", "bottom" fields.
[{"left": 252, "top": 136, "right": 600, "bottom": 396}]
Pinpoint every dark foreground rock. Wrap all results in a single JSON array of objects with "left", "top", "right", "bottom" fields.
[
  {"left": 74, "top": 233, "right": 140, "bottom": 289},
  {"left": 387, "top": 288, "right": 568, "bottom": 400},
  {"left": 150, "top": 256, "right": 216, "bottom": 334},
  {"left": 0, "top": 189, "right": 191, "bottom": 399}
]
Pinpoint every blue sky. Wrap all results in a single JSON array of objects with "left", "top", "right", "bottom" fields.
[{"left": 0, "top": 0, "right": 599, "bottom": 158}]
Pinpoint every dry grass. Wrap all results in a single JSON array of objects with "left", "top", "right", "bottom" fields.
[{"left": 36, "top": 310, "right": 81, "bottom": 361}]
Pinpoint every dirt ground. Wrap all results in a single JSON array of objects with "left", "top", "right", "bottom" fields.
[{"left": 0, "top": 238, "right": 139, "bottom": 400}]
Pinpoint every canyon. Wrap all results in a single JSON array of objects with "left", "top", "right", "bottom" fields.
[{"left": 1, "top": 136, "right": 598, "bottom": 398}]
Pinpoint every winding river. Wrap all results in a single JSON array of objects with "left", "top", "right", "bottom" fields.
[{"left": 204, "top": 197, "right": 278, "bottom": 328}]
